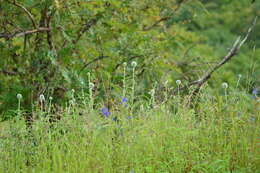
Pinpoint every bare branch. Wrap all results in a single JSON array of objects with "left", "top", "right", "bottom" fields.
[
  {"left": 173, "top": 16, "right": 258, "bottom": 101},
  {"left": 0, "top": 27, "right": 51, "bottom": 39}
]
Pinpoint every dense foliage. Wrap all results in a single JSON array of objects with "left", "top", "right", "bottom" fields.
[{"left": 0, "top": 0, "right": 259, "bottom": 116}]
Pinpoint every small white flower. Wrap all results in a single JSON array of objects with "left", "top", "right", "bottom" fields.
[
  {"left": 221, "top": 82, "right": 228, "bottom": 89},
  {"left": 17, "top": 93, "right": 22, "bottom": 100},
  {"left": 89, "top": 82, "right": 95, "bottom": 89},
  {"left": 49, "top": 96, "right": 53, "bottom": 100},
  {"left": 39, "top": 94, "right": 45, "bottom": 102},
  {"left": 238, "top": 74, "right": 242, "bottom": 78},
  {"left": 123, "top": 62, "right": 127, "bottom": 66},
  {"left": 149, "top": 89, "right": 155, "bottom": 95},
  {"left": 71, "top": 89, "right": 75, "bottom": 93},
  {"left": 176, "top": 80, "right": 181, "bottom": 85},
  {"left": 131, "top": 61, "right": 137, "bottom": 67},
  {"left": 69, "top": 99, "right": 75, "bottom": 105}
]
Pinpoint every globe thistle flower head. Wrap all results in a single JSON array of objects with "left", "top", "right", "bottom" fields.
[
  {"left": 39, "top": 94, "right": 45, "bottom": 102},
  {"left": 221, "top": 82, "right": 228, "bottom": 89},
  {"left": 17, "top": 93, "right": 22, "bottom": 100},
  {"left": 131, "top": 61, "right": 137, "bottom": 67},
  {"left": 149, "top": 89, "right": 155, "bottom": 95},
  {"left": 176, "top": 80, "right": 181, "bottom": 85},
  {"left": 89, "top": 82, "right": 95, "bottom": 89}
]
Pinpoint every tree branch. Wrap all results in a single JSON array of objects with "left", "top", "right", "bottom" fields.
[
  {"left": 173, "top": 16, "right": 258, "bottom": 100},
  {"left": 6, "top": 0, "right": 37, "bottom": 29},
  {"left": 0, "top": 27, "right": 51, "bottom": 39}
]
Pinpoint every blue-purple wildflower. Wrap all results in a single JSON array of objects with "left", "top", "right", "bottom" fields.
[
  {"left": 121, "top": 97, "right": 128, "bottom": 107},
  {"left": 252, "top": 88, "right": 258, "bottom": 95},
  {"left": 252, "top": 88, "right": 258, "bottom": 99},
  {"left": 101, "top": 107, "right": 111, "bottom": 117}
]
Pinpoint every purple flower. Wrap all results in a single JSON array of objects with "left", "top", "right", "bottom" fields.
[
  {"left": 101, "top": 107, "right": 111, "bottom": 117},
  {"left": 121, "top": 97, "right": 128, "bottom": 107},
  {"left": 122, "top": 97, "right": 128, "bottom": 103},
  {"left": 252, "top": 88, "right": 258, "bottom": 95}
]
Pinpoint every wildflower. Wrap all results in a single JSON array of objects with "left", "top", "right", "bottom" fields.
[
  {"left": 131, "top": 61, "right": 137, "bottom": 67},
  {"left": 121, "top": 97, "right": 128, "bottom": 107},
  {"left": 252, "top": 88, "right": 258, "bottom": 95},
  {"left": 238, "top": 74, "right": 242, "bottom": 78},
  {"left": 221, "top": 82, "right": 228, "bottom": 89},
  {"left": 17, "top": 93, "right": 22, "bottom": 100},
  {"left": 39, "top": 94, "right": 45, "bottom": 102},
  {"left": 71, "top": 89, "right": 75, "bottom": 93},
  {"left": 49, "top": 96, "right": 53, "bottom": 101},
  {"left": 101, "top": 107, "right": 111, "bottom": 117},
  {"left": 176, "top": 80, "right": 181, "bottom": 85},
  {"left": 123, "top": 62, "right": 127, "bottom": 66},
  {"left": 89, "top": 82, "right": 95, "bottom": 89},
  {"left": 122, "top": 97, "right": 128, "bottom": 103}
]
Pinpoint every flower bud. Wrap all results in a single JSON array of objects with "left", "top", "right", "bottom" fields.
[
  {"left": 131, "top": 61, "right": 137, "bottom": 67},
  {"left": 17, "top": 93, "right": 22, "bottom": 100},
  {"left": 221, "top": 82, "right": 228, "bottom": 89},
  {"left": 39, "top": 94, "right": 45, "bottom": 102},
  {"left": 176, "top": 80, "right": 181, "bottom": 85}
]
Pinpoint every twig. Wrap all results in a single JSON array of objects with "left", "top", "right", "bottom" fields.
[
  {"left": 143, "top": 0, "right": 188, "bottom": 31},
  {"left": 79, "top": 55, "right": 109, "bottom": 74},
  {"left": 73, "top": 15, "right": 101, "bottom": 44},
  {"left": 0, "top": 27, "right": 51, "bottom": 39},
  {"left": 6, "top": 0, "right": 37, "bottom": 28}
]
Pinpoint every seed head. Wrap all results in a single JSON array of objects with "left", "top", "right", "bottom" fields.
[
  {"left": 131, "top": 61, "right": 137, "bottom": 67},
  {"left": 149, "top": 89, "right": 155, "bottom": 95},
  {"left": 17, "top": 93, "right": 22, "bottom": 100},
  {"left": 221, "top": 82, "right": 228, "bottom": 89},
  {"left": 89, "top": 82, "right": 95, "bottom": 89},
  {"left": 39, "top": 94, "right": 45, "bottom": 102},
  {"left": 176, "top": 80, "right": 181, "bottom": 85}
]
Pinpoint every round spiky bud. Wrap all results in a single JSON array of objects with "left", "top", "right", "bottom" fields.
[
  {"left": 17, "top": 93, "right": 22, "bottom": 100},
  {"left": 176, "top": 80, "right": 181, "bottom": 85},
  {"left": 89, "top": 82, "right": 95, "bottom": 89},
  {"left": 131, "top": 61, "right": 137, "bottom": 67},
  {"left": 39, "top": 94, "right": 45, "bottom": 102},
  {"left": 221, "top": 82, "right": 228, "bottom": 89},
  {"left": 149, "top": 89, "right": 155, "bottom": 95}
]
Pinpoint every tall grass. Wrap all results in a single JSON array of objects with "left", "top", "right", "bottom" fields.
[{"left": 0, "top": 88, "right": 259, "bottom": 173}]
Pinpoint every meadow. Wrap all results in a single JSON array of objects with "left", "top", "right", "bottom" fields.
[{"left": 0, "top": 74, "right": 259, "bottom": 173}]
